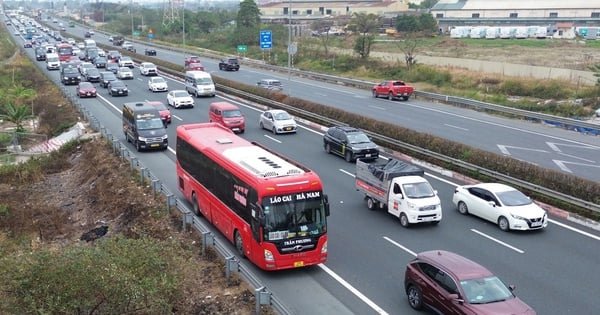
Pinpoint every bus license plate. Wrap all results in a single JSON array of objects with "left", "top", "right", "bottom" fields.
[{"left": 294, "top": 261, "right": 304, "bottom": 268}]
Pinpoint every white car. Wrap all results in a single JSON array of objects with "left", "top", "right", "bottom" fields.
[
  {"left": 118, "top": 56, "right": 134, "bottom": 68},
  {"left": 452, "top": 183, "right": 548, "bottom": 231},
  {"left": 148, "top": 76, "right": 168, "bottom": 92},
  {"left": 259, "top": 109, "right": 297, "bottom": 134},
  {"left": 116, "top": 67, "right": 134, "bottom": 80},
  {"left": 139, "top": 62, "right": 158, "bottom": 76},
  {"left": 166, "top": 90, "right": 194, "bottom": 109}
]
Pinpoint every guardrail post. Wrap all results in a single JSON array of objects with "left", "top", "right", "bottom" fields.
[
  {"left": 254, "top": 286, "right": 271, "bottom": 314},
  {"left": 151, "top": 179, "right": 160, "bottom": 198},
  {"left": 166, "top": 194, "right": 175, "bottom": 213},
  {"left": 183, "top": 211, "right": 193, "bottom": 230},
  {"left": 201, "top": 231, "right": 214, "bottom": 255},
  {"left": 130, "top": 158, "right": 138, "bottom": 173},
  {"left": 112, "top": 140, "right": 120, "bottom": 154},
  {"left": 225, "top": 256, "right": 239, "bottom": 284},
  {"left": 139, "top": 167, "right": 146, "bottom": 183},
  {"left": 120, "top": 147, "right": 127, "bottom": 161}
]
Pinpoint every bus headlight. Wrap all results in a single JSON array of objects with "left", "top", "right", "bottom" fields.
[
  {"left": 264, "top": 249, "right": 274, "bottom": 262},
  {"left": 321, "top": 240, "right": 328, "bottom": 254}
]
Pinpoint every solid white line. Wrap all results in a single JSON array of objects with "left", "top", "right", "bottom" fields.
[
  {"left": 470, "top": 229, "right": 525, "bottom": 253},
  {"left": 263, "top": 134, "right": 281, "bottom": 143},
  {"left": 557, "top": 152, "right": 595, "bottom": 163},
  {"left": 318, "top": 264, "right": 389, "bottom": 315},
  {"left": 548, "top": 219, "right": 600, "bottom": 241},
  {"left": 369, "top": 105, "right": 386, "bottom": 110},
  {"left": 383, "top": 236, "right": 418, "bottom": 257}
]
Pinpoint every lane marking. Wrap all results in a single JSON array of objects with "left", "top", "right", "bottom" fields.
[
  {"left": 369, "top": 105, "right": 386, "bottom": 110},
  {"left": 264, "top": 134, "right": 281, "bottom": 143},
  {"left": 383, "top": 236, "right": 418, "bottom": 257},
  {"left": 556, "top": 152, "right": 595, "bottom": 163},
  {"left": 318, "top": 264, "right": 389, "bottom": 315},
  {"left": 497, "top": 144, "right": 548, "bottom": 156},
  {"left": 471, "top": 229, "right": 524, "bottom": 253},
  {"left": 444, "top": 124, "right": 469, "bottom": 131},
  {"left": 548, "top": 219, "right": 600, "bottom": 241},
  {"left": 339, "top": 168, "right": 355, "bottom": 177}
]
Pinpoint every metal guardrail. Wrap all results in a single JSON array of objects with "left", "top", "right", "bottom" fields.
[
  {"left": 215, "top": 84, "right": 600, "bottom": 214},
  {"left": 61, "top": 86, "right": 290, "bottom": 315}
]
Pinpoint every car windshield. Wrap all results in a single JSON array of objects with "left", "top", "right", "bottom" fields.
[
  {"left": 402, "top": 182, "right": 435, "bottom": 199},
  {"left": 152, "top": 78, "right": 165, "bottom": 84},
  {"left": 460, "top": 276, "right": 514, "bottom": 304},
  {"left": 103, "top": 74, "right": 116, "bottom": 80},
  {"left": 87, "top": 69, "right": 99, "bottom": 75},
  {"left": 273, "top": 112, "right": 291, "bottom": 120},
  {"left": 496, "top": 189, "right": 532, "bottom": 207},
  {"left": 79, "top": 82, "right": 93, "bottom": 89},
  {"left": 152, "top": 103, "right": 168, "bottom": 111},
  {"left": 223, "top": 110, "right": 242, "bottom": 118},
  {"left": 111, "top": 81, "right": 125, "bottom": 88},
  {"left": 347, "top": 133, "right": 371, "bottom": 144},
  {"left": 173, "top": 91, "right": 189, "bottom": 98},
  {"left": 197, "top": 78, "right": 213, "bottom": 85},
  {"left": 136, "top": 117, "right": 164, "bottom": 130}
]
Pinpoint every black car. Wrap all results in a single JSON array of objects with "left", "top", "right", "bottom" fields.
[
  {"left": 144, "top": 48, "right": 157, "bottom": 56},
  {"left": 84, "top": 31, "right": 92, "bottom": 38},
  {"left": 60, "top": 66, "right": 81, "bottom": 85},
  {"left": 85, "top": 68, "right": 101, "bottom": 83},
  {"left": 108, "top": 80, "right": 128, "bottom": 96},
  {"left": 93, "top": 56, "right": 107, "bottom": 68},
  {"left": 99, "top": 71, "right": 117, "bottom": 88},
  {"left": 35, "top": 47, "right": 46, "bottom": 61},
  {"left": 323, "top": 126, "right": 379, "bottom": 162},
  {"left": 218, "top": 57, "right": 240, "bottom": 71}
]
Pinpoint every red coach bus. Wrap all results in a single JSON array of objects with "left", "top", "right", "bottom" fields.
[
  {"left": 176, "top": 123, "right": 330, "bottom": 270},
  {"left": 56, "top": 43, "right": 73, "bottom": 62}
]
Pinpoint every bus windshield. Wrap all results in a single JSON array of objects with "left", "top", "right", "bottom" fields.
[{"left": 262, "top": 191, "right": 326, "bottom": 241}]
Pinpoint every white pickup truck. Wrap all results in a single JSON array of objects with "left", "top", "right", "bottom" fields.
[{"left": 355, "top": 159, "right": 442, "bottom": 227}]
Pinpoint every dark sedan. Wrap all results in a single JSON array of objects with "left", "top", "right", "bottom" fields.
[
  {"left": 108, "top": 80, "right": 128, "bottom": 96},
  {"left": 144, "top": 48, "right": 157, "bottom": 56},
  {"left": 75, "top": 82, "right": 97, "bottom": 98}
]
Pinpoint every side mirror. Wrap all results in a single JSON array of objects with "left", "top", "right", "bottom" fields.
[
  {"left": 487, "top": 201, "right": 496, "bottom": 207},
  {"left": 323, "top": 194, "right": 330, "bottom": 217},
  {"left": 508, "top": 284, "right": 516, "bottom": 292}
]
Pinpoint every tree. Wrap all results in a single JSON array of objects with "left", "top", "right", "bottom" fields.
[
  {"left": 235, "top": 0, "right": 262, "bottom": 46},
  {"left": 312, "top": 19, "right": 335, "bottom": 56},
  {"left": 418, "top": 13, "right": 439, "bottom": 35},
  {"left": 0, "top": 102, "right": 34, "bottom": 133},
  {"left": 591, "top": 63, "right": 600, "bottom": 86},
  {"left": 351, "top": 12, "right": 380, "bottom": 59}
]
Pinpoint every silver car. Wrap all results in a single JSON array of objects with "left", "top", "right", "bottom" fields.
[
  {"left": 257, "top": 79, "right": 283, "bottom": 92},
  {"left": 259, "top": 109, "right": 297, "bottom": 134}
]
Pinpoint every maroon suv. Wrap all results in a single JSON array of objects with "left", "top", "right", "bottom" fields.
[{"left": 404, "top": 250, "right": 536, "bottom": 315}]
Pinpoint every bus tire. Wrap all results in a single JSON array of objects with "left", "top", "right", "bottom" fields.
[
  {"left": 234, "top": 231, "right": 245, "bottom": 258},
  {"left": 192, "top": 192, "right": 200, "bottom": 216}
]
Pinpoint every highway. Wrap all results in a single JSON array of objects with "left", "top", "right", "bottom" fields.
[{"left": 10, "top": 19, "right": 600, "bottom": 315}]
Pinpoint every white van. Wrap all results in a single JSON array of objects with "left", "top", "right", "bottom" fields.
[
  {"left": 46, "top": 53, "right": 60, "bottom": 70},
  {"left": 83, "top": 39, "right": 96, "bottom": 49},
  {"left": 184, "top": 71, "right": 216, "bottom": 97}
]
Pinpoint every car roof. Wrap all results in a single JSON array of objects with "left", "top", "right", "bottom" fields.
[
  {"left": 332, "top": 126, "right": 362, "bottom": 133},
  {"left": 416, "top": 250, "right": 494, "bottom": 281},
  {"left": 266, "top": 109, "right": 287, "bottom": 114},
  {"left": 469, "top": 183, "right": 515, "bottom": 193}
]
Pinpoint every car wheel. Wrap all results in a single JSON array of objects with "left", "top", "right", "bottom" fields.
[
  {"left": 135, "top": 140, "right": 141, "bottom": 152},
  {"left": 372, "top": 90, "right": 378, "bottom": 98},
  {"left": 234, "top": 231, "right": 245, "bottom": 258},
  {"left": 259, "top": 121, "right": 265, "bottom": 130},
  {"left": 457, "top": 201, "right": 469, "bottom": 215},
  {"left": 195, "top": 90, "right": 200, "bottom": 98},
  {"left": 498, "top": 216, "right": 510, "bottom": 231},
  {"left": 325, "top": 143, "right": 331, "bottom": 154},
  {"left": 192, "top": 192, "right": 201, "bottom": 216},
  {"left": 345, "top": 151, "right": 353, "bottom": 162},
  {"left": 403, "top": 96, "right": 409, "bottom": 101},
  {"left": 366, "top": 197, "right": 377, "bottom": 211},
  {"left": 272, "top": 127, "right": 277, "bottom": 134},
  {"left": 400, "top": 213, "right": 410, "bottom": 228},
  {"left": 388, "top": 92, "right": 394, "bottom": 101},
  {"left": 407, "top": 285, "right": 423, "bottom": 310}
]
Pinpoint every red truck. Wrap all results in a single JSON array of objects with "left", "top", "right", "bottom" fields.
[{"left": 372, "top": 80, "right": 414, "bottom": 101}]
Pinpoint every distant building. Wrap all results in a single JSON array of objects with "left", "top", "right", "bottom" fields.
[
  {"left": 259, "top": 0, "right": 409, "bottom": 21},
  {"left": 431, "top": 0, "right": 600, "bottom": 28}
]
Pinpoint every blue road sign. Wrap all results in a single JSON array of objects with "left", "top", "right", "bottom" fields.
[{"left": 260, "top": 30, "right": 272, "bottom": 50}]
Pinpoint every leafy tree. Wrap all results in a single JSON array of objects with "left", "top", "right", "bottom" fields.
[
  {"left": 235, "top": 0, "right": 262, "bottom": 46},
  {"left": 396, "top": 14, "right": 419, "bottom": 32},
  {"left": 351, "top": 12, "right": 380, "bottom": 59},
  {"left": 419, "top": 13, "right": 439, "bottom": 34}
]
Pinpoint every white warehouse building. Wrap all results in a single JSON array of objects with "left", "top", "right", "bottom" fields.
[{"left": 431, "top": 0, "right": 600, "bottom": 26}]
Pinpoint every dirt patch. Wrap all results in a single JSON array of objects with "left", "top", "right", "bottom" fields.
[{"left": 0, "top": 138, "right": 273, "bottom": 314}]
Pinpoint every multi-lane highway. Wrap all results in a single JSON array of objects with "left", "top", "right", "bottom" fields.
[{"left": 10, "top": 18, "right": 600, "bottom": 315}]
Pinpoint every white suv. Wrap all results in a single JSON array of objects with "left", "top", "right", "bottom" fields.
[
  {"left": 118, "top": 56, "right": 134, "bottom": 68},
  {"left": 139, "top": 62, "right": 158, "bottom": 76}
]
